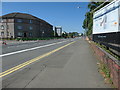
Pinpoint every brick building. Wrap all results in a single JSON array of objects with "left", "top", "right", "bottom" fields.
[{"left": 0, "top": 12, "right": 54, "bottom": 38}]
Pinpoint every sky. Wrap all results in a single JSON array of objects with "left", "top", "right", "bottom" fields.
[{"left": 2, "top": 2, "right": 89, "bottom": 33}]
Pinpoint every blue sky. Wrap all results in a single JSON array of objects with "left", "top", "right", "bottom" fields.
[{"left": 2, "top": 2, "right": 89, "bottom": 33}]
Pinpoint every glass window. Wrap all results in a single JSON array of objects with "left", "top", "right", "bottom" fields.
[
  {"left": 29, "top": 33, "right": 32, "bottom": 36},
  {"left": 40, "top": 23, "right": 43, "bottom": 26},
  {"left": 29, "top": 26, "right": 33, "bottom": 30},
  {"left": 7, "top": 25, "right": 9, "bottom": 29},
  {"left": 17, "top": 19, "right": 22, "bottom": 23},
  {"left": 17, "top": 26, "right": 22, "bottom": 30},
  {"left": 0, "top": 19, "right": 3, "bottom": 22},
  {"left": 10, "top": 33, "right": 12, "bottom": 36},
  {"left": 1, "top": 32, "right": 4, "bottom": 36},
  {"left": 29, "top": 20, "right": 32, "bottom": 23},
  {"left": 17, "top": 32, "right": 22, "bottom": 36},
  {"left": 7, "top": 32, "right": 9, "bottom": 36},
  {"left": 1, "top": 25, "right": 4, "bottom": 30}
]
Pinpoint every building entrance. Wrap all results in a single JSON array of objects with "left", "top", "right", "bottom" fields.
[{"left": 24, "top": 32, "right": 27, "bottom": 37}]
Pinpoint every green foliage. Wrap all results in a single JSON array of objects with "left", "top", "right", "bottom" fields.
[
  {"left": 82, "top": 2, "right": 110, "bottom": 36},
  {"left": 68, "top": 32, "right": 79, "bottom": 38},
  {"left": 16, "top": 37, "right": 64, "bottom": 41},
  {"left": 62, "top": 32, "right": 68, "bottom": 38},
  {"left": 101, "top": 62, "right": 110, "bottom": 78}
]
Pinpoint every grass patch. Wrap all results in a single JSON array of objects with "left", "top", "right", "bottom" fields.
[
  {"left": 101, "top": 62, "right": 110, "bottom": 78},
  {"left": 0, "top": 37, "right": 64, "bottom": 41},
  {"left": 97, "top": 61, "right": 115, "bottom": 87}
]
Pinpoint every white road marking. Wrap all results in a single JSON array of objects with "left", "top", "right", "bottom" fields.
[{"left": 0, "top": 40, "right": 69, "bottom": 57}]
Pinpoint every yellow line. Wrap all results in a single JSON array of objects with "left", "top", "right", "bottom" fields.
[{"left": 0, "top": 41, "right": 76, "bottom": 77}]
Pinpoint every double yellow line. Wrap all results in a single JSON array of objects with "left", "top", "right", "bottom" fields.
[{"left": 0, "top": 41, "right": 76, "bottom": 78}]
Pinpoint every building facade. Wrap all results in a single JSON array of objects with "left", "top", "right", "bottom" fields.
[
  {"left": 0, "top": 12, "right": 54, "bottom": 38},
  {"left": 54, "top": 26, "right": 62, "bottom": 37}
]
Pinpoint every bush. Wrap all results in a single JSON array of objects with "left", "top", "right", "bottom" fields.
[{"left": 15, "top": 37, "right": 64, "bottom": 41}]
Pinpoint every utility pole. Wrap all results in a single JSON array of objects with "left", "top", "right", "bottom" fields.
[{"left": 54, "top": 27, "right": 56, "bottom": 37}]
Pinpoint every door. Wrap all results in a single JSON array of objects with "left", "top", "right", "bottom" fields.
[{"left": 24, "top": 32, "right": 27, "bottom": 37}]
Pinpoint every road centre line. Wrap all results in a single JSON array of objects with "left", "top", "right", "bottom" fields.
[
  {"left": 0, "top": 41, "right": 76, "bottom": 77},
  {"left": 0, "top": 40, "right": 70, "bottom": 57}
]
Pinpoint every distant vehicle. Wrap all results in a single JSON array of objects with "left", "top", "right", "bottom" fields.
[{"left": 93, "top": 0, "right": 120, "bottom": 56}]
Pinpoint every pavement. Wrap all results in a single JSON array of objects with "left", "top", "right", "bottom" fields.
[{"left": 2, "top": 38, "right": 110, "bottom": 88}]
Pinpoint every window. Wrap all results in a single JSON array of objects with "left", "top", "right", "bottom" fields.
[
  {"left": 1, "top": 32, "right": 4, "bottom": 36},
  {"left": 0, "top": 19, "right": 3, "bottom": 22},
  {"left": 1, "top": 25, "right": 4, "bottom": 30},
  {"left": 29, "top": 33, "right": 32, "bottom": 36},
  {"left": 7, "top": 25, "right": 9, "bottom": 29},
  {"left": 10, "top": 33, "right": 12, "bottom": 36},
  {"left": 17, "top": 32, "right": 22, "bottom": 36},
  {"left": 17, "top": 19, "right": 22, "bottom": 23},
  {"left": 29, "top": 20, "right": 32, "bottom": 23},
  {"left": 7, "top": 32, "right": 9, "bottom": 36},
  {"left": 41, "top": 23, "right": 42, "bottom": 25},
  {"left": 17, "top": 26, "right": 22, "bottom": 30},
  {"left": 29, "top": 26, "right": 33, "bottom": 30}
]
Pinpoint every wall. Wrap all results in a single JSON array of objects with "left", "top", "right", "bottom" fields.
[
  {"left": 0, "top": 19, "right": 14, "bottom": 38},
  {"left": 90, "top": 42, "right": 120, "bottom": 89},
  {"left": 14, "top": 18, "right": 53, "bottom": 38},
  {"left": 0, "top": 18, "right": 53, "bottom": 38}
]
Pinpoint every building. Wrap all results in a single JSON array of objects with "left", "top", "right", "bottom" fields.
[
  {"left": 0, "top": 12, "right": 54, "bottom": 38},
  {"left": 54, "top": 26, "right": 62, "bottom": 37}
]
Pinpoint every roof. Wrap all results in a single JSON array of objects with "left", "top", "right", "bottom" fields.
[{"left": 0, "top": 12, "right": 52, "bottom": 26}]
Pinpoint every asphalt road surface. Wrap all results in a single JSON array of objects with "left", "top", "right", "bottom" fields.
[
  {"left": 2, "top": 39, "right": 71, "bottom": 54},
  {"left": 2, "top": 38, "right": 110, "bottom": 88},
  {"left": 2, "top": 38, "right": 75, "bottom": 71}
]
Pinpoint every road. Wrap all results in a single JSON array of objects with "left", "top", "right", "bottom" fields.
[
  {"left": 1, "top": 38, "right": 110, "bottom": 88},
  {"left": 1, "top": 39, "right": 74, "bottom": 71},
  {"left": 2, "top": 39, "right": 70, "bottom": 54}
]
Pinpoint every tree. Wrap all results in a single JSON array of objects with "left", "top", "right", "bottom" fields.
[
  {"left": 82, "top": 2, "right": 110, "bottom": 36},
  {"left": 62, "top": 32, "right": 68, "bottom": 38}
]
